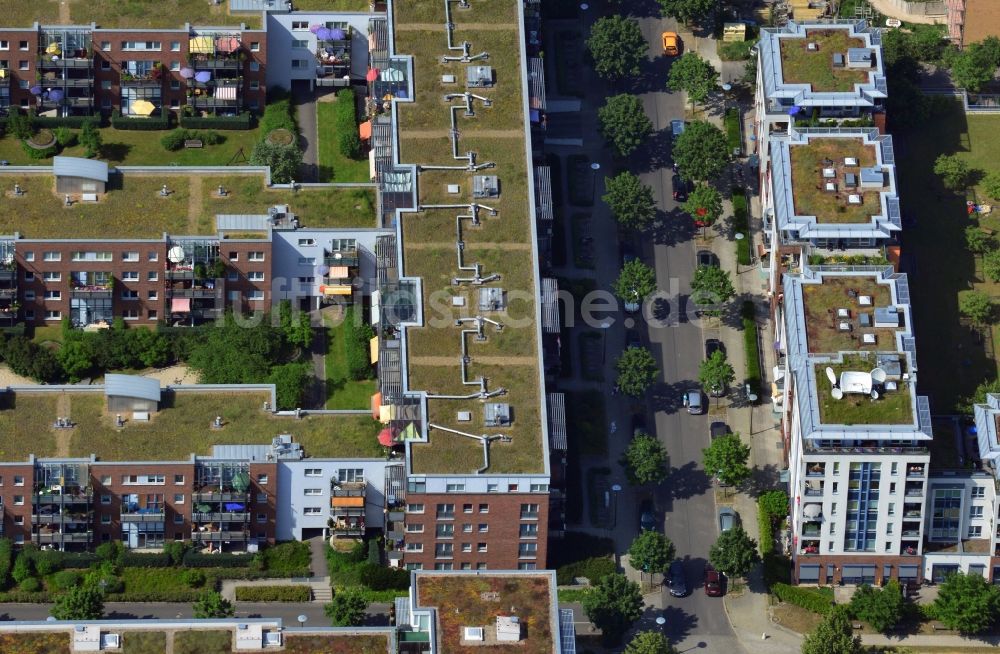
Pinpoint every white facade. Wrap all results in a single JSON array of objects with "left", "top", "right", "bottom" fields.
[
  {"left": 922, "top": 471, "right": 998, "bottom": 582},
  {"left": 265, "top": 12, "right": 371, "bottom": 90}
]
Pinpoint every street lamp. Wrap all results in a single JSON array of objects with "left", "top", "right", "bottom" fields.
[
  {"left": 297, "top": 614, "right": 307, "bottom": 628},
  {"left": 735, "top": 232, "right": 745, "bottom": 274},
  {"left": 590, "top": 162, "right": 601, "bottom": 205},
  {"left": 656, "top": 616, "right": 666, "bottom": 628},
  {"left": 611, "top": 484, "right": 621, "bottom": 529}
]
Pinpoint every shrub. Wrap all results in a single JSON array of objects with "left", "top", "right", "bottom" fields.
[
  {"left": 338, "top": 131, "right": 362, "bottom": 159},
  {"left": 259, "top": 96, "right": 297, "bottom": 136},
  {"left": 51, "top": 570, "right": 82, "bottom": 591},
  {"left": 732, "top": 191, "right": 751, "bottom": 265},
  {"left": 342, "top": 307, "right": 376, "bottom": 381},
  {"left": 179, "top": 112, "right": 253, "bottom": 130},
  {"left": 234, "top": 585, "right": 311, "bottom": 602},
  {"left": 54, "top": 126, "right": 77, "bottom": 147},
  {"left": 6, "top": 108, "right": 31, "bottom": 139},
  {"left": 772, "top": 583, "right": 834, "bottom": 615},
  {"left": 161, "top": 128, "right": 188, "bottom": 151},
  {"left": 757, "top": 503, "right": 774, "bottom": 557},
  {"left": 17, "top": 577, "right": 41, "bottom": 593},
  {"left": 260, "top": 541, "right": 311, "bottom": 576},
  {"left": 111, "top": 109, "right": 171, "bottom": 130},
  {"left": 121, "top": 552, "right": 172, "bottom": 568},
  {"left": 0, "top": 538, "right": 12, "bottom": 588},
  {"left": 742, "top": 301, "right": 761, "bottom": 398},
  {"left": 21, "top": 140, "right": 58, "bottom": 159},
  {"left": 11, "top": 554, "right": 33, "bottom": 584},
  {"left": 163, "top": 541, "right": 188, "bottom": 566},
  {"left": 32, "top": 550, "right": 62, "bottom": 576},
  {"left": 762, "top": 553, "right": 791, "bottom": 587},
  {"left": 182, "top": 569, "right": 207, "bottom": 588},
  {"left": 358, "top": 563, "right": 410, "bottom": 591},
  {"left": 556, "top": 557, "right": 617, "bottom": 585},
  {"left": 249, "top": 140, "right": 302, "bottom": 184},
  {"left": 201, "top": 130, "right": 223, "bottom": 146},
  {"left": 96, "top": 541, "right": 125, "bottom": 565},
  {"left": 367, "top": 540, "right": 380, "bottom": 565}
]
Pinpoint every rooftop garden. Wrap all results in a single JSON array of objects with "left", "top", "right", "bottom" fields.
[
  {"left": 779, "top": 29, "right": 871, "bottom": 92},
  {"left": 416, "top": 574, "right": 553, "bottom": 654},
  {"left": 0, "top": 173, "right": 375, "bottom": 239},
  {"left": 71, "top": 0, "right": 261, "bottom": 29},
  {"left": 0, "top": 632, "right": 69, "bottom": 654},
  {"left": 325, "top": 307, "right": 378, "bottom": 410},
  {"left": 801, "top": 276, "right": 893, "bottom": 353},
  {"left": 284, "top": 635, "right": 392, "bottom": 654},
  {"left": 174, "top": 630, "right": 232, "bottom": 654},
  {"left": 814, "top": 354, "right": 913, "bottom": 426},
  {"left": 0, "top": 0, "right": 60, "bottom": 25},
  {"left": 789, "top": 138, "right": 880, "bottom": 224},
  {"left": 393, "top": 0, "right": 518, "bottom": 24},
  {"left": 0, "top": 391, "right": 383, "bottom": 461},
  {"left": 317, "top": 89, "right": 370, "bottom": 183}
]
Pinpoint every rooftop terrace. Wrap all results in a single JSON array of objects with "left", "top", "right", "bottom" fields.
[
  {"left": 814, "top": 354, "right": 913, "bottom": 426},
  {"left": 393, "top": 0, "right": 544, "bottom": 475},
  {"left": 0, "top": 173, "right": 375, "bottom": 239},
  {"left": 0, "top": 390, "right": 383, "bottom": 461},
  {"left": 789, "top": 137, "right": 880, "bottom": 224},
  {"left": 69, "top": 0, "right": 262, "bottom": 29},
  {"left": 415, "top": 573, "right": 556, "bottom": 654},
  {"left": 779, "top": 29, "right": 871, "bottom": 92},
  {"left": 801, "top": 276, "right": 895, "bottom": 353}
]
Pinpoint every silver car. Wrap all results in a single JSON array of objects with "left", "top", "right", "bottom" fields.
[
  {"left": 718, "top": 507, "right": 737, "bottom": 533},
  {"left": 683, "top": 389, "right": 704, "bottom": 415}
]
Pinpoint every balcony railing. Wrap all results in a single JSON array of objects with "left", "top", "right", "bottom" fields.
[
  {"left": 192, "top": 491, "right": 248, "bottom": 502},
  {"left": 324, "top": 253, "right": 360, "bottom": 266},
  {"left": 35, "top": 531, "right": 91, "bottom": 543},
  {"left": 806, "top": 445, "right": 929, "bottom": 456},
  {"left": 120, "top": 75, "right": 162, "bottom": 87},
  {"left": 166, "top": 286, "right": 223, "bottom": 300},
  {"left": 34, "top": 491, "right": 91, "bottom": 504},
  {"left": 905, "top": 487, "right": 924, "bottom": 497},
  {"left": 43, "top": 78, "right": 93, "bottom": 88},
  {"left": 70, "top": 286, "right": 111, "bottom": 298},
  {"left": 192, "top": 512, "right": 249, "bottom": 523},
  {"left": 194, "top": 59, "right": 241, "bottom": 71},
  {"left": 192, "top": 530, "right": 248, "bottom": 542},
  {"left": 120, "top": 509, "right": 165, "bottom": 522},
  {"left": 907, "top": 467, "right": 925, "bottom": 477},
  {"left": 803, "top": 487, "right": 823, "bottom": 497},
  {"left": 0, "top": 270, "right": 14, "bottom": 281},
  {"left": 32, "top": 512, "right": 90, "bottom": 524},
  {"left": 805, "top": 468, "right": 825, "bottom": 477},
  {"left": 37, "top": 57, "right": 93, "bottom": 69},
  {"left": 190, "top": 95, "right": 239, "bottom": 108}
]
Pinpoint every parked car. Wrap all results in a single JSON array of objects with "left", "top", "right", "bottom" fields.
[
  {"left": 697, "top": 250, "right": 719, "bottom": 268},
  {"left": 705, "top": 338, "right": 725, "bottom": 358},
  {"left": 718, "top": 507, "right": 738, "bottom": 533},
  {"left": 620, "top": 241, "right": 637, "bottom": 265},
  {"left": 683, "top": 388, "right": 704, "bottom": 415},
  {"left": 670, "top": 119, "right": 686, "bottom": 140},
  {"left": 639, "top": 499, "right": 656, "bottom": 532},
  {"left": 662, "top": 32, "right": 680, "bottom": 56},
  {"left": 667, "top": 560, "right": 688, "bottom": 597},
  {"left": 671, "top": 174, "right": 691, "bottom": 202},
  {"left": 631, "top": 412, "right": 647, "bottom": 437},
  {"left": 704, "top": 564, "right": 724, "bottom": 597},
  {"left": 710, "top": 421, "right": 730, "bottom": 441}
]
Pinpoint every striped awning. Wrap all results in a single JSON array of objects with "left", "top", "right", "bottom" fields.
[
  {"left": 327, "top": 266, "right": 350, "bottom": 278},
  {"left": 321, "top": 285, "right": 352, "bottom": 296},
  {"left": 189, "top": 36, "right": 214, "bottom": 54},
  {"left": 215, "top": 85, "right": 237, "bottom": 101}
]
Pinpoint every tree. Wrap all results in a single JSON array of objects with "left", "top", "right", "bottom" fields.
[
  {"left": 801, "top": 606, "right": 864, "bottom": 654},
  {"left": 657, "top": 0, "right": 715, "bottom": 25},
  {"left": 628, "top": 531, "right": 675, "bottom": 574},
  {"left": 682, "top": 183, "right": 723, "bottom": 230},
  {"left": 959, "top": 290, "right": 995, "bottom": 328},
  {"left": 277, "top": 299, "right": 314, "bottom": 348},
  {"left": 672, "top": 121, "right": 729, "bottom": 182},
  {"left": 6, "top": 108, "right": 31, "bottom": 140},
  {"left": 667, "top": 52, "right": 719, "bottom": 105},
  {"left": 621, "top": 432, "right": 669, "bottom": 485},
  {"left": 932, "top": 571, "right": 1000, "bottom": 634},
  {"left": 325, "top": 587, "right": 369, "bottom": 626},
  {"left": 79, "top": 119, "right": 102, "bottom": 159},
  {"left": 625, "top": 632, "right": 678, "bottom": 654},
  {"left": 933, "top": 154, "right": 972, "bottom": 191},
  {"left": 702, "top": 434, "right": 751, "bottom": 487},
  {"left": 193, "top": 591, "right": 234, "bottom": 619},
  {"left": 603, "top": 171, "right": 657, "bottom": 230},
  {"left": 708, "top": 526, "right": 759, "bottom": 578},
  {"left": 57, "top": 337, "right": 97, "bottom": 382},
  {"left": 613, "top": 259, "right": 657, "bottom": 310},
  {"left": 699, "top": 350, "right": 735, "bottom": 399},
  {"left": 267, "top": 362, "right": 312, "bottom": 410},
  {"left": 582, "top": 573, "right": 644, "bottom": 646},
  {"left": 850, "top": 581, "right": 904, "bottom": 633},
  {"left": 250, "top": 140, "right": 303, "bottom": 184},
  {"left": 690, "top": 265, "right": 735, "bottom": 311},
  {"left": 52, "top": 584, "right": 104, "bottom": 620},
  {"left": 758, "top": 490, "right": 789, "bottom": 519},
  {"left": 615, "top": 346, "right": 659, "bottom": 397},
  {"left": 965, "top": 224, "right": 996, "bottom": 254},
  {"left": 598, "top": 94, "right": 653, "bottom": 157},
  {"left": 949, "top": 41, "right": 999, "bottom": 93},
  {"left": 586, "top": 15, "right": 647, "bottom": 80},
  {"left": 984, "top": 249, "right": 1000, "bottom": 282}
]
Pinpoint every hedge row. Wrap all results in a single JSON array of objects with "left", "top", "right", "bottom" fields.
[
  {"left": 758, "top": 503, "right": 774, "bottom": 557},
  {"left": 181, "top": 551, "right": 252, "bottom": 569},
  {"left": 742, "top": 301, "right": 761, "bottom": 399},
  {"left": 180, "top": 111, "right": 253, "bottom": 130},
  {"left": 121, "top": 552, "right": 173, "bottom": 568},
  {"left": 732, "top": 190, "right": 751, "bottom": 266},
  {"left": 105, "top": 589, "right": 203, "bottom": 603},
  {"left": 234, "top": 585, "right": 311, "bottom": 602},
  {"left": 111, "top": 109, "right": 172, "bottom": 131},
  {"left": 32, "top": 115, "right": 95, "bottom": 129},
  {"left": 772, "top": 583, "right": 835, "bottom": 615},
  {"left": 556, "top": 556, "right": 616, "bottom": 586},
  {"left": 0, "top": 590, "right": 51, "bottom": 603}
]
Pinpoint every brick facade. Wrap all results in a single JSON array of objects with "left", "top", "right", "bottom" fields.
[
  {"left": 794, "top": 554, "right": 924, "bottom": 586},
  {"left": 0, "top": 463, "right": 39, "bottom": 545}
]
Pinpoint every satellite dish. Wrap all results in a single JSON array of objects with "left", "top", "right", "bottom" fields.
[
  {"left": 167, "top": 246, "right": 185, "bottom": 263},
  {"left": 870, "top": 390, "right": 880, "bottom": 400},
  {"left": 825, "top": 367, "right": 837, "bottom": 386},
  {"left": 871, "top": 368, "right": 887, "bottom": 384},
  {"left": 831, "top": 388, "right": 844, "bottom": 400}
]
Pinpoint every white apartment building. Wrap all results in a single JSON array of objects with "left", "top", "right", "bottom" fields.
[{"left": 779, "top": 266, "right": 932, "bottom": 585}]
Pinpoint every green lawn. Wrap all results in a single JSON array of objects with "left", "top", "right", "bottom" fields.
[
  {"left": 325, "top": 310, "right": 377, "bottom": 410},
  {"left": 122, "top": 632, "right": 167, "bottom": 654},
  {"left": 260, "top": 541, "right": 311, "bottom": 576},
  {"left": 0, "top": 0, "right": 60, "bottom": 24},
  {"left": 72, "top": 0, "right": 260, "bottom": 28},
  {"left": 174, "top": 631, "right": 231, "bottom": 654},
  {"left": 779, "top": 29, "right": 870, "bottom": 92},
  {"left": 317, "top": 98, "right": 370, "bottom": 183},
  {"left": 0, "top": 127, "right": 261, "bottom": 167},
  {"left": 896, "top": 100, "right": 1000, "bottom": 411},
  {"left": 119, "top": 568, "right": 204, "bottom": 599}
]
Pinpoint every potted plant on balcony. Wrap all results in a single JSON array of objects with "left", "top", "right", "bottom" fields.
[
  {"left": 193, "top": 262, "right": 207, "bottom": 281},
  {"left": 211, "top": 258, "right": 226, "bottom": 279}
]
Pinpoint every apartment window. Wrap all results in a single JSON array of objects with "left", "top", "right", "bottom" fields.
[
  {"left": 101, "top": 80, "right": 112, "bottom": 90},
  {"left": 24, "top": 310, "right": 33, "bottom": 320},
  {"left": 479, "top": 503, "right": 489, "bottom": 513},
  {"left": 969, "top": 525, "right": 983, "bottom": 538},
  {"left": 831, "top": 482, "right": 839, "bottom": 495},
  {"left": 122, "top": 251, "right": 139, "bottom": 262},
  {"left": 250, "top": 61, "right": 260, "bottom": 72},
  {"left": 247, "top": 271, "right": 265, "bottom": 281},
  {"left": 405, "top": 524, "right": 424, "bottom": 533},
  {"left": 173, "top": 494, "right": 184, "bottom": 504},
  {"left": 23, "top": 251, "right": 33, "bottom": 262},
  {"left": 43, "top": 251, "right": 61, "bottom": 262},
  {"left": 461, "top": 562, "right": 472, "bottom": 570},
  {"left": 407, "top": 503, "right": 425, "bottom": 514},
  {"left": 529, "top": 483, "right": 549, "bottom": 492},
  {"left": 832, "top": 462, "right": 840, "bottom": 475},
  {"left": 304, "top": 488, "right": 322, "bottom": 496},
  {"left": 250, "top": 42, "right": 260, "bottom": 52},
  {"left": 148, "top": 310, "right": 158, "bottom": 321},
  {"left": 404, "top": 542, "right": 423, "bottom": 552},
  {"left": 147, "top": 291, "right": 158, "bottom": 302},
  {"left": 122, "top": 271, "right": 139, "bottom": 281},
  {"left": 518, "top": 562, "right": 537, "bottom": 570},
  {"left": 831, "top": 502, "right": 838, "bottom": 516},
  {"left": 18, "top": 41, "right": 27, "bottom": 51},
  {"left": 101, "top": 514, "right": 111, "bottom": 524},
  {"left": 248, "top": 80, "right": 260, "bottom": 91},
  {"left": 463, "top": 503, "right": 473, "bottom": 514},
  {"left": 147, "top": 251, "right": 159, "bottom": 262},
  {"left": 303, "top": 507, "right": 322, "bottom": 516},
  {"left": 100, "top": 475, "right": 111, "bottom": 485},
  {"left": 447, "top": 483, "right": 466, "bottom": 492},
  {"left": 18, "top": 80, "right": 27, "bottom": 89},
  {"left": 971, "top": 487, "right": 986, "bottom": 499},
  {"left": 257, "top": 474, "right": 268, "bottom": 484},
  {"left": 296, "top": 257, "right": 316, "bottom": 266},
  {"left": 435, "top": 543, "right": 454, "bottom": 558},
  {"left": 970, "top": 505, "right": 984, "bottom": 519},
  {"left": 174, "top": 474, "right": 184, "bottom": 484},
  {"left": 436, "top": 503, "right": 455, "bottom": 519},
  {"left": 173, "top": 514, "right": 184, "bottom": 524},
  {"left": 121, "top": 290, "right": 138, "bottom": 300},
  {"left": 18, "top": 60, "right": 27, "bottom": 70},
  {"left": 71, "top": 251, "right": 112, "bottom": 262},
  {"left": 519, "top": 523, "right": 538, "bottom": 538},
  {"left": 292, "top": 39, "right": 309, "bottom": 48},
  {"left": 478, "top": 523, "right": 488, "bottom": 533},
  {"left": 890, "top": 482, "right": 897, "bottom": 494},
  {"left": 891, "top": 462, "right": 898, "bottom": 476},
  {"left": 518, "top": 543, "right": 538, "bottom": 558},
  {"left": 886, "top": 523, "right": 893, "bottom": 534},
  {"left": 24, "top": 272, "right": 33, "bottom": 282},
  {"left": 24, "top": 291, "right": 35, "bottom": 301},
  {"left": 291, "top": 59, "right": 306, "bottom": 69},
  {"left": 44, "top": 291, "right": 61, "bottom": 300},
  {"left": 520, "top": 503, "right": 539, "bottom": 519},
  {"left": 123, "top": 474, "right": 165, "bottom": 485},
  {"left": 121, "top": 41, "right": 162, "bottom": 51},
  {"left": 477, "top": 542, "right": 487, "bottom": 553},
  {"left": 257, "top": 513, "right": 267, "bottom": 523},
  {"left": 508, "top": 483, "right": 519, "bottom": 492},
  {"left": 0, "top": 41, "right": 7, "bottom": 50},
  {"left": 248, "top": 251, "right": 265, "bottom": 261},
  {"left": 828, "top": 522, "right": 837, "bottom": 535},
  {"left": 460, "top": 543, "right": 472, "bottom": 553},
  {"left": 256, "top": 493, "right": 267, "bottom": 503},
  {"left": 462, "top": 523, "right": 472, "bottom": 533},
  {"left": 170, "top": 99, "right": 180, "bottom": 109},
  {"left": 170, "top": 41, "right": 180, "bottom": 52},
  {"left": 43, "top": 271, "right": 61, "bottom": 282},
  {"left": 434, "top": 563, "right": 453, "bottom": 570},
  {"left": 122, "top": 309, "right": 139, "bottom": 320},
  {"left": 13, "top": 476, "right": 23, "bottom": 486},
  {"left": 297, "top": 238, "right": 315, "bottom": 247},
  {"left": 336, "top": 469, "right": 363, "bottom": 482},
  {"left": 12, "top": 516, "right": 22, "bottom": 526},
  {"left": 13, "top": 495, "right": 23, "bottom": 505},
  {"left": 228, "top": 251, "right": 238, "bottom": 261},
  {"left": 304, "top": 468, "right": 322, "bottom": 477},
  {"left": 404, "top": 563, "right": 423, "bottom": 571},
  {"left": 292, "top": 21, "right": 309, "bottom": 29},
  {"left": 436, "top": 524, "right": 454, "bottom": 538},
  {"left": 101, "top": 41, "right": 111, "bottom": 51},
  {"left": 249, "top": 100, "right": 259, "bottom": 110},
  {"left": 888, "top": 502, "right": 895, "bottom": 515},
  {"left": 45, "top": 310, "right": 61, "bottom": 320}
]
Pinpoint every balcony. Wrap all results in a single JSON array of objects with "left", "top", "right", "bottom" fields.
[
  {"left": 32, "top": 511, "right": 90, "bottom": 524},
  {"left": 805, "top": 444, "right": 928, "bottom": 456},
  {"left": 70, "top": 285, "right": 112, "bottom": 298},
  {"left": 192, "top": 530, "right": 248, "bottom": 542},
  {"left": 34, "top": 490, "right": 91, "bottom": 504},
  {"left": 901, "top": 528, "right": 920, "bottom": 537},
  {"left": 801, "top": 525, "right": 822, "bottom": 537},
  {"left": 906, "top": 465, "right": 925, "bottom": 478},
  {"left": 330, "top": 518, "right": 365, "bottom": 536},
  {"left": 901, "top": 540, "right": 919, "bottom": 556},
  {"left": 324, "top": 252, "right": 360, "bottom": 267},
  {"left": 803, "top": 486, "right": 824, "bottom": 497},
  {"left": 0, "top": 269, "right": 14, "bottom": 281},
  {"left": 192, "top": 491, "right": 248, "bottom": 503},
  {"left": 41, "top": 77, "right": 93, "bottom": 88},
  {"left": 800, "top": 540, "right": 820, "bottom": 555},
  {"left": 120, "top": 508, "right": 165, "bottom": 523},
  {"left": 905, "top": 484, "right": 924, "bottom": 497},
  {"left": 120, "top": 73, "right": 163, "bottom": 87},
  {"left": 35, "top": 531, "right": 91, "bottom": 543},
  {"left": 166, "top": 282, "right": 223, "bottom": 300},
  {"left": 805, "top": 465, "right": 825, "bottom": 477},
  {"left": 192, "top": 512, "right": 249, "bottom": 523},
  {"left": 194, "top": 58, "right": 241, "bottom": 71},
  {"left": 37, "top": 57, "right": 92, "bottom": 69}
]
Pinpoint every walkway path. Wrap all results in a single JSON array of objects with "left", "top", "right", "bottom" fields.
[
  {"left": 186, "top": 177, "right": 203, "bottom": 234},
  {"left": 54, "top": 393, "right": 72, "bottom": 457},
  {"left": 293, "top": 83, "right": 319, "bottom": 183}
]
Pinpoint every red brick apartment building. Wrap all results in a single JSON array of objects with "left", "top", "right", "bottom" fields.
[
  {"left": 0, "top": 459, "right": 276, "bottom": 551},
  {"left": 0, "top": 24, "right": 266, "bottom": 116}
]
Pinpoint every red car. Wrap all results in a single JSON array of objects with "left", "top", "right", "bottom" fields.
[{"left": 704, "top": 565, "right": 724, "bottom": 597}]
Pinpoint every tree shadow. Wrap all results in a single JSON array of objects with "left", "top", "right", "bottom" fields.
[
  {"left": 649, "top": 379, "right": 691, "bottom": 415},
  {"left": 668, "top": 461, "right": 712, "bottom": 501},
  {"left": 632, "top": 55, "right": 673, "bottom": 95},
  {"left": 99, "top": 143, "right": 132, "bottom": 163},
  {"left": 650, "top": 207, "right": 696, "bottom": 247},
  {"left": 659, "top": 603, "right": 699, "bottom": 640},
  {"left": 739, "top": 463, "right": 782, "bottom": 498},
  {"left": 632, "top": 129, "right": 673, "bottom": 173}
]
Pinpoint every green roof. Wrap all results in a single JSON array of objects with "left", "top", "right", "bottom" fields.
[
  {"left": 814, "top": 355, "right": 913, "bottom": 426},
  {"left": 779, "top": 29, "right": 871, "bottom": 92},
  {"left": 790, "top": 137, "right": 880, "bottom": 224}
]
